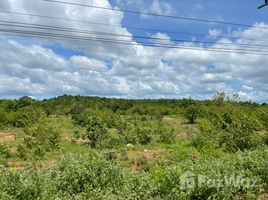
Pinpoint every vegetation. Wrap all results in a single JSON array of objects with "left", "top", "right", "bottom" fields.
[{"left": 0, "top": 94, "right": 267, "bottom": 199}]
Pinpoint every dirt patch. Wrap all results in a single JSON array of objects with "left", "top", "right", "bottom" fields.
[
  {"left": 162, "top": 116, "right": 175, "bottom": 122},
  {"left": 126, "top": 148, "right": 170, "bottom": 171},
  {"left": 0, "top": 132, "right": 16, "bottom": 142},
  {"left": 258, "top": 194, "right": 268, "bottom": 200},
  {"left": 63, "top": 134, "right": 89, "bottom": 144},
  {"left": 128, "top": 148, "right": 167, "bottom": 159},
  {"left": 6, "top": 159, "right": 58, "bottom": 171},
  {"left": 6, "top": 161, "right": 25, "bottom": 170},
  {"left": 162, "top": 116, "right": 182, "bottom": 129},
  {"left": 63, "top": 134, "right": 72, "bottom": 141},
  {"left": 9, "top": 147, "right": 17, "bottom": 153},
  {"left": 35, "top": 159, "right": 57, "bottom": 170}
]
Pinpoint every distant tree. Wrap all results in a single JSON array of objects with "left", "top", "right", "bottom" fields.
[
  {"left": 213, "top": 92, "right": 226, "bottom": 105},
  {"left": 231, "top": 93, "right": 240, "bottom": 103},
  {"left": 111, "top": 104, "right": 120, "bottom": 113},
  {"left": 15, "top": 96, "right": 34, "bottom": 109}
]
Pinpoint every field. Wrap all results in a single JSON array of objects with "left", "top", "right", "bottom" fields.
[{"left": 0, "top": 94, "right": 267, "bottom": 199}]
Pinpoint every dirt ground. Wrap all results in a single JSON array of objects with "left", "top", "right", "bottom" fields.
[{"left": 0, "top": 132, "right": 16, "bottom": 142}]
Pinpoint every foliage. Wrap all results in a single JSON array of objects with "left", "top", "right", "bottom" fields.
[
  {"left": 85, "top": 116, "right": 108, "bottom": 148},
  {"left": 185, "top": 105, "right": 200, "bottom": 124},
  {"left": 0, "top": 145, "right": 11, "bottom": 159},
  {"left": 0, "top": 95, "right": 267, "bottom": 199},
  {"left": 0, "top": 147, "right": 267, "bottom": 199},
  {"left": 192, "top": 108, "right": 265, "bottom": 152},
  {"left": 73, "top": 129, "right": 80, "bottom": 140},
  {"left": 221, "top": 113, "right": 264, "bottom": 151},
  {"left": 157, "top": 123, "right": 176, "bottom": 144},
  {"left": 17, "top": 122, "right": 61, "bottom": 159},
  {"left": 13, "top": 107, "right": 45, "bottom": 128}
]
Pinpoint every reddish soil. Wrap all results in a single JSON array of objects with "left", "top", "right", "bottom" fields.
[{"left": 35, "top": 159, "right": 57, "bottom": 170}]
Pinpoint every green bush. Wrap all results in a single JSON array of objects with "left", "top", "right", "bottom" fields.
[
  {"left": 185, "top": 106, "right": 200, "bottom": 124},
  {"left": 123, "top": 116, "right": 156, "bottom": 145},
  {"left": 194, "top": 111, "right": 265, "bottom": 152},
  {"left": 0, "top": 148, "right": 267, "bottom": 199},
  {"left": 0, "top": 145, "right": 11, "bottom": 159},
  {"left": 17, "top": 122, "right": 61, "bottom": 159},
  {"left": 13, "top": 107, "right": 45, "bottom": 128},
  {"left": 73, "top": 108, "right": 125, "bottom": 131},
  {"left": 157, "top": 123, "right": 176, "bottom": 144},
  {"left": 73, "top": 129, "right": 80, "bottom": 140},
  {"left": 85, "top": 116, "right": 108, "bottom": 148},
  {"left": 100, "top": 129, "right": 125, "bottom": 149},
  {"left": 221, "top": 113, "right": 264, "bottom": 152}
]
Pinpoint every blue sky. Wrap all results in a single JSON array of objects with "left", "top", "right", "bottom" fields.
[
  {"left": 112, "top": 1, "right": 267, "bottom": 37},
  {"left": 0, "top": 0, "right": 268, "bottom": 102}
]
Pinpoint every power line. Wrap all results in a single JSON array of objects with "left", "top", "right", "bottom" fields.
[
  {"left": 0, "top": 10, "right": 267, "bottom": 44},
  {"left": 1, "top": 20, "right": 268, "bottom": 51},
  {"left": 1, "top": 28, "right": 267, "bottom": 56},
  {"left": 43, "top": 0, "right": 268, "bottom": 30},
  {"left": 258, "top": 0, "right": 268, "bottom": 9}
]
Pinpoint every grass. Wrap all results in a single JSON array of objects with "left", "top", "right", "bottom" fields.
[
  {"left": 1, "top": 115, "right": 194, "bottom": 170},
  {"left": 0, "top": 114, "right": 259, "bottom": 172}
]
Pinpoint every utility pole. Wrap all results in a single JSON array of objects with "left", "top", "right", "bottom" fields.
[{"left": 258, "top": 0, "right": 268, "bottom": 9}]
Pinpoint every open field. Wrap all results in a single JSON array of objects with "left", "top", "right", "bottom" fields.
[{"left": 0, "top": 95, "right": 267, "bottom": 199}]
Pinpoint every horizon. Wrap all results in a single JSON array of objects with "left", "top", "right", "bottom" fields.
[{"left": 1, "top": 93, "right": 267, "bottom": 104}]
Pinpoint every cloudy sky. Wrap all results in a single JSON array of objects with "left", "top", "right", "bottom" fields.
[{"left": 0, "top": 0, "right": 268, "bottom": 102}]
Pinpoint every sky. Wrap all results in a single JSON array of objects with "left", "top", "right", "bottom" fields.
[{"left": 0, "top": 0, "right": 268, "bottom": 102}]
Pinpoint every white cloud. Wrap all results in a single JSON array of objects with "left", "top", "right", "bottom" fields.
[
  {"left": 0, "top": 0, "right": 268, "bottom": 102},
  {"left": 208, "top": 29, "right": 222, "bottom": 38},
  {"left": 70, "top": 56, "right": 108, "bottom": 72},
  {"left": 0, "top": 40, "right": 67, "bottom": 72},
  {"left": 242, "top": 85, "right": 254, "bottom": 91},
  {"left": 149, "top": 0, "right": 173, "bottom": 15}
]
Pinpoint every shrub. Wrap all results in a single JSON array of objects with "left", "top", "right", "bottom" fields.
[
  {"left": 101, "top": 129, "right": 125, "bottom": 149},
  {"left": 221, "top": 113, "right": 264, "bottom": 152},
  {"left": 185, "top": 106, "right": 200, "bottom": 124},
  {"left": 17, "top": 122, "right": 61, "bottom": 159},
  {"left": 13, "top": 107, "right": 45, "bottom": 128},
  {"left": 85, "top": 116, "right": 108, "bottom": 148},
  {"left": 157, "top": 123, "right": 176, "bottom": 144},
  {"left": 0, "top": 145, "right": 11, "bottom": 159},
  {"left": 73, "top": 108, "right": 125, "bottom": 131},
  {"left": 194, "top": 112, "right": 265, "bottom": 152},
  {"left": 0, "top": 148, "right": 267, "bottom": 199},
  {"left": 136, "top": 125, "right": 154, "bottom": 145},
  {"left": 73, "top": 129, "right": 80, "bottom": 140}
]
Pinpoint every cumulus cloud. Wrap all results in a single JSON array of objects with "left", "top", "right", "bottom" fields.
[
  {"left": 0, "top": 0, "right": 267, "bottom": 102},
  {"left": 70, "top": 56, "right": 108, "bottom": 72},
  {"left": 242, "top": 85, "right": 254, "bottom": 91},
  {"left": 0, "top": 40, "right": 67, "bottom": 72}
]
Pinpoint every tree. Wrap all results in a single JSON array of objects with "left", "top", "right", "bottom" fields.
[
  {"left": 15, "top": 96, "right": 35, "bottom": 109},
  {"left": 185, "top": 106, "right": 200, "bottom": 124},
  {"left": 18, "top": 122, "right": 61, "bottom": 159},
  {"left": 221, "top": 113, "right": 263, "bottom": 151},
  {"left": 86, "top": 117, "right": 108, "bottom": 148},
  {"left": 213, "top": 92, "right": 226, "bottom": 106}
]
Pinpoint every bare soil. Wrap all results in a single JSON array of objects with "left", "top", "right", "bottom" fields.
[{"left": 0, "top": 132, "right": 16, "bottom": 142}]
